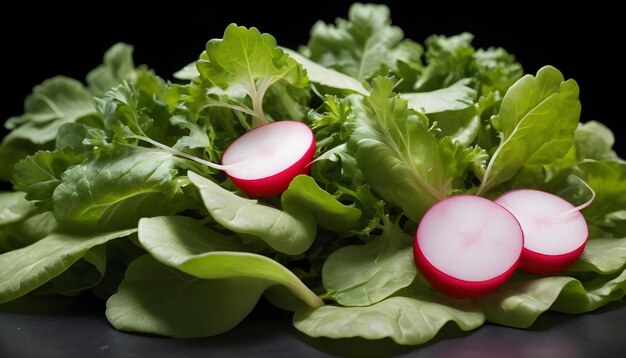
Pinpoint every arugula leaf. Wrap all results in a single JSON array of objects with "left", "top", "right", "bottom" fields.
[
  {"left": 97, "top": 73, "right": 181, "bottom": 147},
  {"left": 0, "top": 230, "right": 8, "bottom": 253},
  {"left": 197, "top": 24, "right": 307, "bottom": 127},
  {"left": 322, "top": 220, "right": 415, "bottom": 306},
  {"left": 188, "top": 171, "right": 316, "bottom": 255},
  {"left": 304, "top": 3, "right": 420, "bottom": 82},
  {"left": 477, "top": 66, "right": 581, "bottom": 195},
  {"left": 294, "top": 289, "right": 484, "bottom": 345},
  {"left": 349, "top": 77, "right": 484, "bottom": 220},
  {"left": 0, "top": 228, "right": 135, "bottom": 303}
]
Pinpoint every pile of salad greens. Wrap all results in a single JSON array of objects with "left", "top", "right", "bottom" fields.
[{"left": 1, "top": 3, "right": 625, "bottom": 345}]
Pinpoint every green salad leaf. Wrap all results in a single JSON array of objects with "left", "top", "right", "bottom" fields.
[
  {"left": 574, "top": 121, "right": 619, "bottom": 161},
  {"left": 477, "top": 66, "right": 581, "bottom": 195},
  {"left": 568, "top": 237, "right": 626, "bottom": 274},
  {"left": 475, "top": 270, "right": 626, "bottom": 328},
  {"left": 282, "top": 48, "right": 368, "bottom": 95},
  {"left": 188, "top": 171, "right": 316, "bottom": 255},
  {"left": 0, "top": 192, "right": 37, "bottom": 226},
  {"left": 35, "top": 246, "right": 107, "bottom": 297},
  {"left": 294, "top": 290, "right": 485, "bottom": 345},
  {"left": 86, "top": 43, "right": 136, "bottom": 96},
  {"left": 303, "top": 3, "right": 421, "bottom": 82},
  {"left": 322, "top": 219, "right": 415, "bottom": 306},
  {"left": 197, "top": 24, "right": 307, "bottom": 127},
  {"left": 0, "top": 77, "right": 95, "bottom": 180},
  {"left": 0, "top": 228, "right": 135, "bottom": 303},
  {"left": 349, "top": 77, "right": 485, "bottom": 220},
  {"left": 282, "top": 175, "right": 361, "bottom": 232},
  {"left": 107, "top": 254, "right": 267, "bottom": 338},
  {"left": 52, "top": 149, "right": 184, "bottom": 231}
]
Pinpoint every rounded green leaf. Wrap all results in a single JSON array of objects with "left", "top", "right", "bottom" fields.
[
  {"left": 0, "top": 228, "right": 135, "bottom": 303},
  {"left": 322, "top": 224, "right": 415, "bottom": 306},
  {"left": 188, "top": 171, "right": 316, "bottom": 255},
  {"left": 294, "top": 294, "right": 484, "bottom": 345},
  {"left": 138, "top": 216, "right": 323, "bottom": 308},
  {"left": 282, "top": 175, "right": 361, "bottom": 232},
  {"left": 106, "top": 255, "right": 265, "bottom": 338}
]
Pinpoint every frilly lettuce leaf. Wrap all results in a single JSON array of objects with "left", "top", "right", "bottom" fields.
[
  {"left": 197, "top": 24, "right": 307, "bottom": 127},
  {"left": 349, "top": 77, "right": 486, "bottom": 220},
  {"left": 302, "top": 3, "right": 422, "bottom": 82}
]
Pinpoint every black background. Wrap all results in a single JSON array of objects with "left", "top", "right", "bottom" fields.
[{"left": 0, "top": 1, "right": 624, "bottom": 154}]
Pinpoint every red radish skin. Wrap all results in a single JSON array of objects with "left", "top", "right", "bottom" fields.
[
  {"left": 222, "top": 121, "right": 315, "bottom": 197},
  {"left": 414, "top": 195, "right": 524, "bottom": 298},
  {"left": 495, "top": 190, "right": 589, "bottom": 275}
]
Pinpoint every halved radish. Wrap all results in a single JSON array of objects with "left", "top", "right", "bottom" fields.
[
  {"left": 414, "top": 195, "right": 524, "bottom": 298},
  {"left": 495, "top": 189, "right": 590, "bottom": 275},
  {"left": 222, "top": 121, "right": 316, "bottom": 197}
]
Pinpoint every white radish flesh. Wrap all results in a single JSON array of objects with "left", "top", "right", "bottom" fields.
[
  {"left": 222, "top": 121, "right": 315, "bottom": 197},
  {"left": 414, "top": 195, "right": 524, "bottom": 298},
  {"left": 495, "top": 189, "right": 589, "bottom": 274}
]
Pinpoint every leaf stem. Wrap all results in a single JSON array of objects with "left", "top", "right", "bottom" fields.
[
  {"left": 548, "top": 180, "right": 596, "bottom": 221},
  {"left": 243, "top": 80, "right": 272, "bottom": 128},
  {"left": 129, "top": 135, "right": 229, "bottom": 171}
]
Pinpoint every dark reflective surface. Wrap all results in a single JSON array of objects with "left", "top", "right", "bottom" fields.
[{"left": 1, "top": 294, "right": 624, "bottom": 358}]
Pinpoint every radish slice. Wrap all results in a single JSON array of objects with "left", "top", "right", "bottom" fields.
[
  {"left": 222, "top": 121, "right": 316, "bottom": 197},
  {"left": 414, "top": 195, "right": 524, "bottom": 298},
  {"left": 495, "top": 189, "right": 589, "bottom": 274}
]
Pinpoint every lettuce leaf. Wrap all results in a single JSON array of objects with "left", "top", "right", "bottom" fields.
[
  {"left": 349, "top": 77, "right": 485, "bottom": 220},
  {"left": 197, "top": 24, "right": 307, "bottom": 127},
  {"left": 477, "top": 66, "right": 581, "bottom": 195},
  {"left": 303, "top": 3, "right": 421, "bottom": 82}
]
